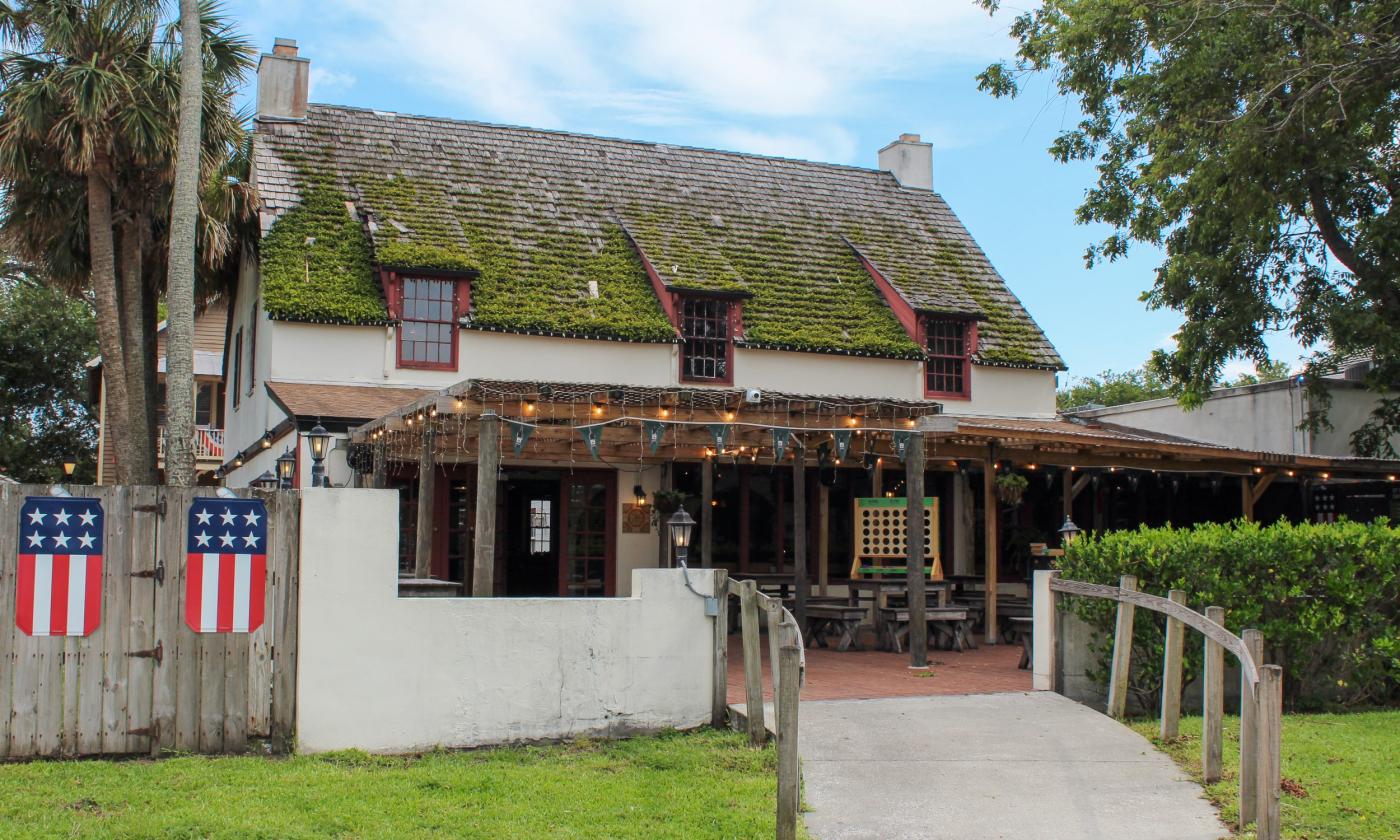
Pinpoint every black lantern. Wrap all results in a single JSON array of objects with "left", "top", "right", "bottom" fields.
[
  {"left": 62, "top": 460, "right": 76, "bottom": 480},
  {"left": 252, "top": 470, "right": 279, "bottom": 491},
  {"left": 275, "top": 446, "right": 296, "bottom": 489},
  {"left": 306, "top": 423, "right": 331, "bottom": 488},
  {"left": 1058, "top": 516, "right": 1082, "bottom": 543},
  {"left": 668, "top": 508, "right": 696, "bottom": 567}
]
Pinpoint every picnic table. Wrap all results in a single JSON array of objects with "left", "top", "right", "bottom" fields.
[
  {"left": 731, "top": 572, "right": 798, "bottom": 599},
  {"left": 1008, "top": 616, "right": 1034, "bottom": 669}
]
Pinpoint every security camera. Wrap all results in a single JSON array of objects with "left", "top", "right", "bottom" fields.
[{"left": 744, "top": 388, "right": 762, "bottom": 404}]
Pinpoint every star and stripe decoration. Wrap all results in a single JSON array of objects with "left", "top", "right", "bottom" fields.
[
  {"left": 15, "top": 497, "right": 104, "bottom": 637},
  {"left": 185, "top": 498, "right": 267, "bottom": 634}
]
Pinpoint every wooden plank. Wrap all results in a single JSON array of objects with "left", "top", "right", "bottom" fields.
[
  {"left": 198, "top": 632, "right": 227, "bottom": 753},
  {"left": 0, "top": 485, "right": 18, "bottom": 758},
  {"left": 1106, "top": 574, "right": 1138, "bottom": 719},
  {"left": 711, "top": 570, "right": 728, "bottom": 728},
  {"left": 100, "top": 486, "right": 132, "bottom": 754},
  {"left": 1159, "top": 589, "right": 1187, "bottom": 739},
  {"left": 817, "top": 482, "right": 830, "bottom": 596},
  {"left": 223, "top": 626, "right": 250, "bottom": 753},
  {"left": 7, "top": 486, "right": 44, "bottom": 757},
  {"left": 1255, "top": 665, "right": 1283, "bottom": 840},
  {"left": 906, "top": 435, "right": 927, "bottom": 667},
  {"left": 173, "top": 492, "right": 202, "bottom": 752},
  {"left": 414, "top": 423, "right": 436, "bottom": 578},
  {"left": 1203, "top": 605, "right": 1226, "bottom": 783},
  {"left": 61, "top": 636, "right": 79, "bottom": 755},
  {"left": 1062, "top": 469, "right": 1074, "bottom": 520},
  {"left": 32, "top": 615, "right": 61, "bottom": 757},
  {"left": 738, "top": 466, "right": 750, "bottom": 574},
  {"left": 765, "top": 600, "right": 782, "bottom": 728},
  {"left": 472, "top": 413, "right": 499, "bottom": 596},
  {"left": 269, "top": 489, "right": 300, "bottom": 752},
  {"left": 776, "top": 639, "right": 801, "bottom": 840},
  {"left": 1240, "top": 476, "right": 1255, "bottom": 522},
  {"left": 871, "top": 458, "right": 884, "bottom": 497},
  {"left": 152, "top": 486, "right": 189, "bottom": 754},
  {"left": 246, "top": 491, "right": 278, "bottom": 740},
  {"left": 983, "top": 454, "right": 1000, "bottom": 645},
  {"left": 700, "top": 458, "right": 713, "bottom": 568},
  {"left": 791, "top": 445, "right": 807, "bottom": 635},
  {"left": 76, "top": 486, "right": 111, "bottom": 756},
  {"left": 1239, "top": 628, "right": 1264, "bottom": 829},
  {"left": 738, "top": 580, "right": 765, "bottom": 746},
  {"left": 124, "top": 486, "right": 159, "bottom": 755}
]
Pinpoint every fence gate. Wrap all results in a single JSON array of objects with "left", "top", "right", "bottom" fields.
[{"left": 0, "top": 484, "right": 300, "bottom": 759}]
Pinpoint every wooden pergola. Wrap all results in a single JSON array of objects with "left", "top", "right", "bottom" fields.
[{"left": 350, "top": 378, "right": 1400, "bottom": 662}]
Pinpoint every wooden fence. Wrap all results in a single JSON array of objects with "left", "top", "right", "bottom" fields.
[
  {"left": 1045, "top": 572, "right": 1284, "bottom": 840},
  {"left": 716, "top": 572, "right": 805, "bottom": 840},
  {"left": 0, "top": 484, "right": 300, "bottom": 759}
]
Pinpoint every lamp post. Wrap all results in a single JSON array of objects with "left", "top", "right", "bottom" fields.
[
  {"left": 668, "top": 508, "right": 696, "bottom": 569},
  {"left": 252, "top": 470, "right": 279, "bottom": 491},
  {"left": 1058, "top": 516, "right": 1082, "bottom": 544},
  {"left": 62, "top": 460, "right": 76, "bottom": 481},
  {"left": 306, "top": 424, "right": 331, "bottom": 488},
  {"left": 275, "top": 447, "right": 296, "bottom": 489}
]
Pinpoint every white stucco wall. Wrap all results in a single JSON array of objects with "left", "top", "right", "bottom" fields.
[{"left": 295, "top": 490, "right": 717, "bottom": 753}]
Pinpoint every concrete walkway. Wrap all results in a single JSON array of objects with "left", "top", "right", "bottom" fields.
[{"left": 796, "top": 692, "right": 1228, "bottom": 840}]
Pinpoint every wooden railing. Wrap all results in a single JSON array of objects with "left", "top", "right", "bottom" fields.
[
  {"left": 719, "top": 574, "right": 805, "bottom": 840},
  {"left": 155, "top": 425, "right": 225, "bottom": 462},
  {"left": 1043, "top": 572, "right": 1283, "bottom": 840}
]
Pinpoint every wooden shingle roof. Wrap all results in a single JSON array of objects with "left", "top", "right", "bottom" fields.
[{"left": 255, "top": 105, "right": 1064, "bottom": 369}]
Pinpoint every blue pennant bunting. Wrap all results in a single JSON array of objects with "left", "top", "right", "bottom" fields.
[
  {"left": 771, "top": 427, "right": 790, "bottom": 461},
  {"left": 579, "top": 425, "right": 603, "bottom": 459},
  {"left": 643, "top": 420, "right": 667, "bottom": 454},
  {"left": 892, "top": 431, "right": 913, "bottom": 462},
  {"left": 506, "top": 420, "right": 534, "bottom": 456},
  {"left": 708, "top": 424, "right": 731, "bottom": 451},
  {"left": 832, "top": 429, "right": 852, "bottom": 460}
]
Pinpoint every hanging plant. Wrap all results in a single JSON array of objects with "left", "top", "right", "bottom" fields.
[
  {"left": 995, "top": 472, "right": 1029, "bottom": 506},
  {"left": 652, "top": 489, "right": 687, "bottom": 518}
]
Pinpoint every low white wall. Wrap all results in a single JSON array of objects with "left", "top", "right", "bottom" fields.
[{"left": 295, "top": 490, "right": 717, "bottom": 753}]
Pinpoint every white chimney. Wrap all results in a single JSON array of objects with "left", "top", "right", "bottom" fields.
[
  {"left": 878, "top": 133, "right": 932, "bottom": 190},
  {"left": 256, "top": 38, "right": 309, "bottom": 121}
]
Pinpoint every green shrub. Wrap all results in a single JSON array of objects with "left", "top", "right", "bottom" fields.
[{"left": 1058, "top": 519, "right": 1400, "bottom": 710}]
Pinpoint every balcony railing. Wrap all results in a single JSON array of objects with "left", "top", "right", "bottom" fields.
[{"left": 156, "top": 426, "right": 225, "bottom": 463}]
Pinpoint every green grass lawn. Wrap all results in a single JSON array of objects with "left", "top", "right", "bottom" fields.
[
  {"left": 1131, "top": 710, "right": 1400, "bottom": 839},
  {"left": 0, "top": 729, "right": 793, "bottom": 839}
]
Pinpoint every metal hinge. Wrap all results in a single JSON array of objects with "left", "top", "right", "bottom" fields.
[
  {"left": 126, "top": 641, "right": 163, "bottom": 666},
  {"left": 134, "top": 498, "right": 167, "bottom": 516},
  {"left": 127, "top": 722, "right": 160, "bottom": 739},
  {"left": 130, "top": 563, "right": 165, "bottom": 586}
]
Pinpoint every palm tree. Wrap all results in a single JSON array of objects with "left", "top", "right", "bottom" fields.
[{"left": 0, "top": 0, "right": 253, "bottom": 484}]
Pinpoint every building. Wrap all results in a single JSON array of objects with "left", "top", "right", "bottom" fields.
[{"left": 91, "top": 300, "right": 228, "bottom": 485}]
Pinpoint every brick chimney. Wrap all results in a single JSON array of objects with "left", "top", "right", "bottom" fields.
[
  {"left": 256, "top": 38, "right": 309, "bottom": 121},
  {"left": 878, "top": 133, "right": 932, "bottom": 190}
]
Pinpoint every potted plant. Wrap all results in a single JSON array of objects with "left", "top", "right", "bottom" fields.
[
  {"left": 994, "top": 472, "right": 1029, "bottom": 507},
  {"left": 651, "top": 489, "right": 687, "bottom": 518}
]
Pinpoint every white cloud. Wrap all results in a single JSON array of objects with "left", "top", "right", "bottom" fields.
[
  {"left": 711, "top": 125, "right": 857, "bottom": 163},
  {"left": 309, "top": 67, "right": 355, "bottom": 99}
]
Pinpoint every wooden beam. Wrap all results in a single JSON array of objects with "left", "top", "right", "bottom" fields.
[
  {"left": 701, "top": 458, "right": 714, "bottom": 568},
  {"left": 953, "top": 470, "right": 974, "bottom": 576},
  {"left": 1203, "top": 605, "right": 1226, "bottom": 783},
  {"left": 1062, "top": 468, "right": 1074, "bottom": 521},
  {"left": 1106, "top": 574, "right": 1138, "bottom": 719},
  {"left": 413, "top": 423, "right": 436, "bottom": 579},
  {"left": 983, "top": 452, "right": 1000, "bottom": 645},
  {"left": 657, "top": 462, "right": 671, "bottom": 567},
  {"left": 1255, "top": 665, "right": 1284, "bottom": 840},
  {"left": 710, "top": 569, "right": 728, "bottom": 729},
  {"left": 1239, "top": 628, "right": 1265, "bottom": 829},
  {"left": 1160, "top": 589, "right": 1187, "bottom": 738},
  {"left": 817, "top": 481, "right": 830, "bottom": 597},
  {"left": 792, "top": 443, "right": 808, "bottom": 634},
  {"left": 471, "top": 412, "right": 499, "bottom": 597},
  {"left": 1241, "top": 476, "right": 1254, "bottom": 522},
  {"left": 872, "top": 456, "right": 885, "bottom": 497},
  {"left": 906, "top": 434, "right": 928, "bottom": 667},
  {"left": 739, "top": 465, "right": 751, "bottom": 573}
]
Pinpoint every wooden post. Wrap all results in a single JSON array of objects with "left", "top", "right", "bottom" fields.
[
  {"left": 906, "top": 434, "right": 928, "bottom": 667},
  {"left": 776, "top": 635, "right": 801, "bottom": 840},
  {"left": 767, "top": 601, "right": 783, "bottom": 727},
  {"left": 711, "top": 570, "right": 729, "bottom": 728},
  {"left": 817, "top": 482, "right": 830, "bottom": 596},
  {"left": 657, "top": 462, "right": 672, "bottom": 568},
  {"left": 872, "top": 456, "right": 884, "bottom": 497},
  {"left": 471, "top": 412, "right": 499, "bottom": 597},
  {"left": 1062, "top": 468, "right": 1074, "bottom": 521},
  {"left": 1106, "top": 574, "right": 1138, "bottom": 719},
  {"left": 1240, "top": 476, "right": 1255, "bottom": 522},
  {"left": 1255, "top": 664, "right": 1283, "bottom": 840},
  {"left": 792, "top": 444, "right": 807, "bottom": 635},
  {"left": 953, "top": 471, "right": 974, "bottom": 576},
  {"left": 1203, "top": 605, "right": 1226, "bottom": 783},
  {"left": 1239, "top": 628, "right": 1264, "bottom": 829},
  {"left": 739, "top": 465, "right": 751, "bottom": 574},
  {"left": 701, "top": 457, "right": 714, "bottom": 568},
  {"left": 738, "top": 580, "right": 765, "bottom": 746},
  {"left": 983, "top": 453, "right": 1000, "bottom": 645},
  {"left": 1159, "top": 589, "right": 1188, "bottom": 739},
  {"left": 414, "top": 422, "right": 436, "bottom": 579}
]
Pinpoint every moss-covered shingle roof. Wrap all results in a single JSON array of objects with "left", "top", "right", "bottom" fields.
[{"left": 255, "top": 105, "right": 1063, "bottom": 367}]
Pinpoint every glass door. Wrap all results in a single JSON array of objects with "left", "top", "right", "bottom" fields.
[{"left": 560, "top": 472, "right": 616, "bottom": 596}]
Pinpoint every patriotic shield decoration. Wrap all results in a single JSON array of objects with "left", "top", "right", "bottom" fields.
[
  {"left": 15, "top": 497, "right": 104, "bottom": 637},
  {"left": 185, "top": 497, "right": 267, "bottom": 634}
]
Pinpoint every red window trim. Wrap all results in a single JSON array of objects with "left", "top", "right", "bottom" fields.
[
  {"left": 921, "top": 317, "right": 975, "bottom": 400},
  {"left": 676, "top": 294, "right": 737, "bottom": 386},
  {"left": 386, "top": 270, "right": 470, "bottom": 372}
]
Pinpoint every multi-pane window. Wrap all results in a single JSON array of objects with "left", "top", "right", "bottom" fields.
[
  {"left": 680, "top": 297, "right": 731, "bottom": 382},
  {"left": 399, "top": 277, "right": 458, "bottom": 367},
  {"left": 925, "top": 319, "right": 969, "bottom": 396},
  {"left": 529, "top": 499, "right": 553, "bottom": 555}
]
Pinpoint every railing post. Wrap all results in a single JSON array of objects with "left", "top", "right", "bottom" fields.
[
  {"left": 776, "top": 636, "right": 801, "bottom": 840},
  {"left": 1159, "top": 589, "right": 1187, "bottom": 739},
  {"left": 767, "top": 601, "right": 783, "bottom": 729},
  {"left": 1239, "top": 628, "right": 1264, "bottom": 829},
  {"left": 1032, "top": 570, "right": 1059, "bottom": 691},
  {"left": 1255, "top": 664, "right": 1283, "bottom": 840},
  {"left": 738, "top": 580, "right": 765, "bottom": 746},
  {"left": 1202, "top": 605, "right": 1226, "bottom": 783},
  {"left": 1106, "top": 575, "right": 1138, "bottom": 719},
  {"left": 711, "top": 570, "right": 729, "bottom": 729}
]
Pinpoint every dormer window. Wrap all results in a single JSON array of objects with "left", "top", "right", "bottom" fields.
[
  {"left": 679, "top": 296, "right": 734, "bottom": 384},
  {"left": 924, "top": 317, "right": 973, "bottom": 398},
  {"left": 389, "top": 273, "right": 469, "bottom": 371}
]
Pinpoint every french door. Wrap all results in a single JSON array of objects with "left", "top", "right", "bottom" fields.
[{"left": 558, "top": 472, "right": 616, "bottom": 597}]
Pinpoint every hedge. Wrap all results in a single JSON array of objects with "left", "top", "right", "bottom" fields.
[{"left": 1057, "top": 519, "right": 1400, "bottom": 710}]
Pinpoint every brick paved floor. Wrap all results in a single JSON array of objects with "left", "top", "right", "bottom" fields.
[{"left": 726, "top": 628, "right": 1032, "bottom": 703}]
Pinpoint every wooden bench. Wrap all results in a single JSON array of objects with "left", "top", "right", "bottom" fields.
[
  {"left": 877, "top": 606, "right": 971, "bottom": 653},
  {"left": 1008, "top": 616, "right": 1034, "bottom": 669},
  {"left": 804, "top": 604, "right": 869, "bottom": 652}
]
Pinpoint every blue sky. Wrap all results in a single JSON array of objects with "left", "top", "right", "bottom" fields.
[{"left": 224, "top": 0, "right": 1305, "bottom": 384}]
